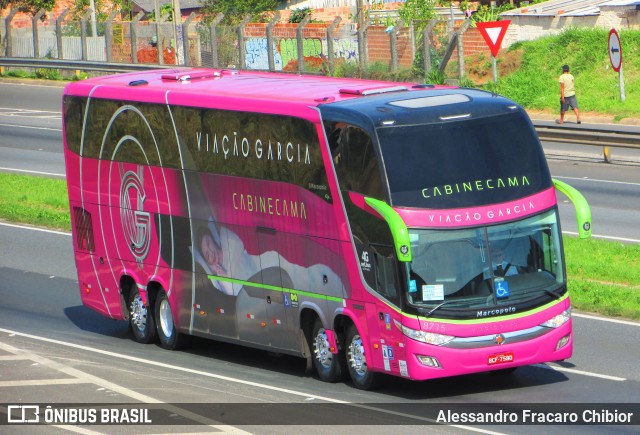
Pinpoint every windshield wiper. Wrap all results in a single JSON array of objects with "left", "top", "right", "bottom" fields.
[
  {"left": 418, "top": 301, "right": 452, "bottom": 317},
  {"left": 543, "top": 288, "right": 562, "bottom": 299}
]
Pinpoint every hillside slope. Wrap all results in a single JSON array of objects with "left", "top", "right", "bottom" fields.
[{"left": 463, "top": 28, "right": 639, "bottom": 121}]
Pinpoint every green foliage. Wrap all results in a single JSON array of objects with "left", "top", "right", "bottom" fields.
[
  {"left": 200, "top": 0, "right": 278, "bottom": 25},
  {"left": 330, "top": 60, "right": 419, "bottom": 82},
  {"left": 398, "top": 0, "right": 438, "bottom": 26},
  {"left": 470, "top": 4, "right": 513, "bottom": 26},
  {"left": 426, "top": 68, "right": 446, "bottom": 85},
  {"left": 458, "top": 76, "right": 476, "bottom": 88},
  {"left": 564, "top": 237, "right": 640, "bottom": 319},
  {"left": 35, "top": 68, "right": 62, "bottom": 80},
  {"left": 147, "top": 3, "right": 175, "bottom": 22},
  {"left": 288, "top": 7, "right": 312, "bottom": 24},
  {"left": 3, "top": 69, "right": 30, "bottom": 78},
  {"left": 70, "top": 0, "right": 132, "bottom": 22},
  {"left": 1, "top": 0, "right": 56, "bottom": 16},
  {"left": 398, "top": 0, "right": 441, "bottom": 80},
  {"left": 0, "top": 174, "right": 70, "bottom": 231}
]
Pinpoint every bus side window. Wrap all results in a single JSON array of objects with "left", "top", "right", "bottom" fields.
[{"left": 325, "top": 122, "right": 385, "bottom": 200}]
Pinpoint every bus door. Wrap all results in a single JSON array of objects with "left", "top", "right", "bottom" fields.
[{"left": 368, "top": 243, "right": 407, "bottom": 376}]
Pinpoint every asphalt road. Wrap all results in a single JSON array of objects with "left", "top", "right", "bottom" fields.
[{"left": 0, "top": 222, "right": 639, "bottom": 433}]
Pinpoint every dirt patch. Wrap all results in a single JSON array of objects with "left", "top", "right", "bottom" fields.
[{"left": 463, "top": 48, "right": 524, "bottom": 85}]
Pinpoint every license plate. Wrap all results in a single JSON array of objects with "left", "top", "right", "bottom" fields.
[{"left": 488, "top": 351, "right": 514, "bottom": 365}]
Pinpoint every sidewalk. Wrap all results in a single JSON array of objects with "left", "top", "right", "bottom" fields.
[{"left": 526, "top": 109, "right": 640, "bottom": 127}]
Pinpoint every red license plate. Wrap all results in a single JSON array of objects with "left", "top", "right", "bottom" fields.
[{"left": 488, "top": 351, "right": 514, "bottom": 365}]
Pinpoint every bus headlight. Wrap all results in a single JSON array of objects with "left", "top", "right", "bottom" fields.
[
  {"left": 540, "top": 307, "right": 571, "bottom": 328},
  {"left": 394, "top": 320, "right": 454, "bottom": 345}
]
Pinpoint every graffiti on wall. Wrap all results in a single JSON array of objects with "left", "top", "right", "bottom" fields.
[
  {"left": 245, "top": 38, "right": 283, "bottom": 70},
  {"left": 244, "top": 37, "right": 359, "bottom": 71}
]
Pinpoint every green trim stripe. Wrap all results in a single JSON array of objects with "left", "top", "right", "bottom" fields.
[
  {"left": 381, "top": 293, "right": 569, "bottom": 324},
  {"left": 553, "top": 179, "right": 592, "bottom": 239},
  {"left": 206, "top": 274, "right": 343, "bottom": 303},
  {"left": 364, "top": 197, "right": 412, "bottom": 262}
]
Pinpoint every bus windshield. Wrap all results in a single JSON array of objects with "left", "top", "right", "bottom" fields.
[
  {"left": 408, "top": 210, "right": 564, "bottom": 312},
  {"left": 377, "top": 112, "right": 552, "bottom": 209}
]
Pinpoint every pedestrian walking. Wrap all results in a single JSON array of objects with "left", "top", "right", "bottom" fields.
[{"left": 557, "top": 64, "right": 581, "bottom": 125}]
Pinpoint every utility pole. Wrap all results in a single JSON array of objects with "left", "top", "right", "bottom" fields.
[
  {"left": 89, "top": 0, "right": 97, "bottom": 37},
  {"left": 173, "top": 0, "right": 184, "bottom": 65}
]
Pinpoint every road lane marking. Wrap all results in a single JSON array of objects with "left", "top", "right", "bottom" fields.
[
  {"left": 555, "top": 175, "right": 640, "bottom": 187},
  {"left": 535, "top": 364, "right": 626, "bottom": 382},
  {"left": 0, "top": 122, "right": 62, "bottom": 131},
  {"left": 562, "top": 231, "right": 640, "bottom": 244},
  {"left": 0, "top": 329, "right": 508, "bottom": 433},
  {"left": 573, "top": 312, "right": 640, "bottom": 327},
  {"left": 0, "top": 221, "right": 70, "bottom": 236},
  {"left": 0, "top": 327, "right": 629, "bottom": 433},
  {"left": 0, "top": 107, "right": 61, "bottom": 115},
  {"left": 0, "top": 378, "right": 88, "bottom": 387},
  {"left": 0, "top": 166, "right": 65, "bottom": 178},
  {"left": 0, "top": 340, "right": 251, "bottom": 434}
]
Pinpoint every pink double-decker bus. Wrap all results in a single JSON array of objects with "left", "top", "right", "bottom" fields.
[{"left": 62, "top": 69, "right": 591, "bottom": 389}]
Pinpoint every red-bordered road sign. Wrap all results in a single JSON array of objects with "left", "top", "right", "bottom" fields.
[
  {"left": 476, "top": 20, "right": 511, "bottom": 57},
  {"left": 608, "top": 29, "right": 622, "bottom": 72}
]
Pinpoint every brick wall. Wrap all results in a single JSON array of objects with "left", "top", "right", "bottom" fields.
[
  {"left": 367, "top": 26, "right": 413, "bottom": 69},
  {"left": 1, "top": 0, "right": 76, "bottom": 28}
]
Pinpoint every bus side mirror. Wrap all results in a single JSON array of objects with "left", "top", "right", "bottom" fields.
[
  {"left": 552, "top": 179, "right": 592, "bottom": 239},
  {"left": 364, "top": 197, "right": 412, "bottom": 262}
]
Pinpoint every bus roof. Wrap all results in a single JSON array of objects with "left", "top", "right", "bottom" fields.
[{"left": 64, "top": 68, "right": 446, "bottom": 106}]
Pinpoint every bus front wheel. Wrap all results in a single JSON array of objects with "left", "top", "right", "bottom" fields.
[
  {"left": 311, "top": 318, "right": 344, "bottom": 383},
  {"left": 346, "top": 324, "right": 379, "bottom": 390},
  {"left": 129, "top": 286, "right": 156, "bottom": 344},
  {"left": 155, "top": 290, "right": 187, "bottom": 350}
]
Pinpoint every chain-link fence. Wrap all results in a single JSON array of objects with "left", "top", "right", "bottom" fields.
[{"left": 1, "top": 8, "right": 476, "bottom": 80}]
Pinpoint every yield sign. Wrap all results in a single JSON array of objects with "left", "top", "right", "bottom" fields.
[{"left": 477, "top": 20, "right": 511, "bottom": 57}]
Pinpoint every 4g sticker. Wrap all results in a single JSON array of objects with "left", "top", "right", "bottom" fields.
[{"left": 360, "top": 250, "right": 372, "bottom": 272}]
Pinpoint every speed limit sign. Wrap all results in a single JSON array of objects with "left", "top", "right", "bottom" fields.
[{"left": 608, "top": 29, "right": 622, "bottom": 72}]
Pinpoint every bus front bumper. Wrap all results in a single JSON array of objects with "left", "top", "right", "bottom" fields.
[{"left": 401, "top": 320, "right": 572, "bottom": 381}]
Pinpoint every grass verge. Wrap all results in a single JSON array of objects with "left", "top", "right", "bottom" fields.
[
  {"left": 1, "top": 173, "right": 638, "bottom": 321},
  {"left": 564, "top": 237, "right": 640, "bottom": 320},
  {"left": 0, "top": 173, "right": 70, "bottom": 231}
]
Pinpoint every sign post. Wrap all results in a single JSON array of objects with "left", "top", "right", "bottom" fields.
[
  {"left": 476, "top": 20, "right": 511, "bottom": 83},
  {"left": 608, "top": 28, "right": 624, "bottom": 102}
]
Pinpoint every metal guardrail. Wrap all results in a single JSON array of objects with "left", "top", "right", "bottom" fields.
[
  {"left": 2, "top": 57, "right": 639, "bottom": 163},
  {"left": 0, "top": 57, "right": 186, "bottom": 73},
  {"left": 532, "top": 120, "right": 640, "bottom": 163}
]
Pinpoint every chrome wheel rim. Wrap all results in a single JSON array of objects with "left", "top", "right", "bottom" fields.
[
  {"left": 159, "top": 298, "right": 174, "bottom": 338},
  {"left": 348, "top": 334, "right": 367, "bottom": 376},
  {"left": 313, "top": 328, "right": 333, "bottom": 369},
  {"left": 130, "top": 294, "right": 147, "bottom": 333}
]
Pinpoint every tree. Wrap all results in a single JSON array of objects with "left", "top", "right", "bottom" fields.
[
  {"left": 200, "top": 0, "right": 280, "bottom": 25},
  {"left": 70, "top": 0, "right": 132, "bottom": 21},
  {"left": 0, "top": 0, "right": 57, "bottom": 16}
]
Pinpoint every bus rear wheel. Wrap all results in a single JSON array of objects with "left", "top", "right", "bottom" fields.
[
  {"left": 129, "top": 286, "right": 156, "bottom": 344},
  {"left": 346, "top": 324, "right": 378, "bottom": 390},
  {"left": 155, "top": 290, "right": 187, "bottom": 350},
  {"left": 311, "top": 318, "right": 345, "bottom": 383}
]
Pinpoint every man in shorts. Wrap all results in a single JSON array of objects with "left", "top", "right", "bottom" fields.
[{"left": 557, "top": 64, "right": 581, "bottom": 125}]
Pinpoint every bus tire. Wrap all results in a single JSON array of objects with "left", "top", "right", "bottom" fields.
[
  {"left": 346, "top": 324, "right": 379, "bottom": 390},
  {"left": 129, "top": 286, "right": 156, "bottom": 344},
  {"left": 155, "top": 290, "right": 188, "bottom": 350},
  {"left": 311, "top": 318, "right": 344, "bottom": 383}
]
